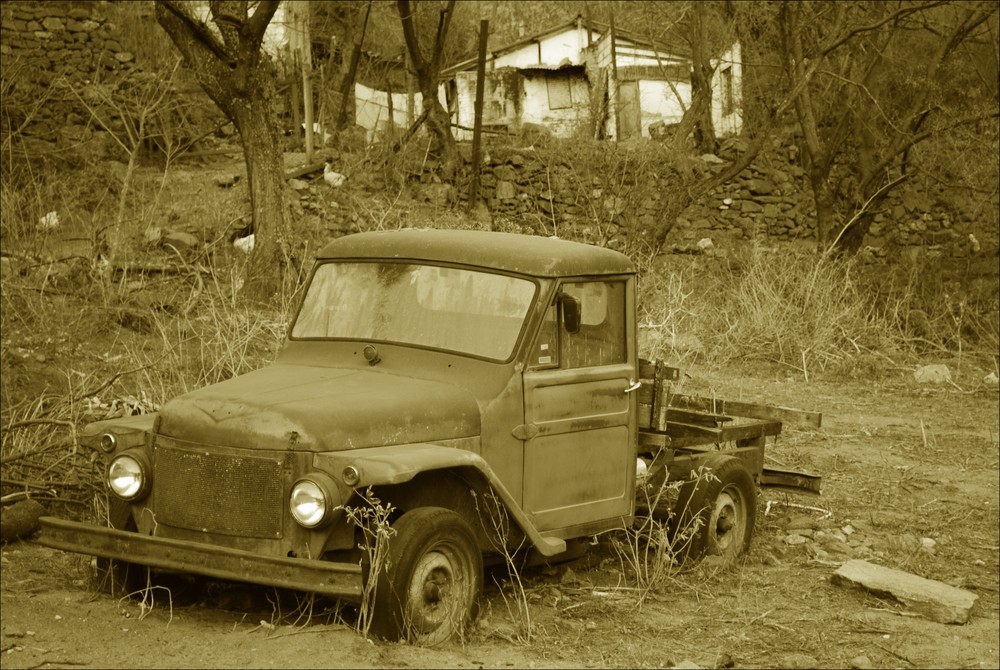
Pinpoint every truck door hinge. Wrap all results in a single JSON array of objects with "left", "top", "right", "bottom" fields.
[{"left": 512, "top": 423, "right": 539, "bottom": 441}]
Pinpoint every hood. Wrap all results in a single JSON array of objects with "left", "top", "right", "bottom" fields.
[{"left": 156, "top": 364, "right": 480, "bottom": 451}]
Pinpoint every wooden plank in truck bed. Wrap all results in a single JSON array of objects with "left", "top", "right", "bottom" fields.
[
  {"left": 668, "top": 394, "right": 822, "bottom": 430},
  {"left": 639, "top": 417, "right": 782, "bottom": 449}
]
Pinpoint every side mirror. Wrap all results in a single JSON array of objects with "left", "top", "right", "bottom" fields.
[{"left": 558, "top": 293, "right": 581, "bottom": 334}]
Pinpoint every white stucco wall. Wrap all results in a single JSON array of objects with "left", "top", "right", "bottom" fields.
[
  {"left": 519, "top": 73, "right": 590, "bottom": 137},
  {"left": 637, "top": 80, "right": 688, "bottom": 132},
  {"left": 354, "top": 83, "right": 450, "bottom": 144},
  {"left": 491, "top": 25, "right": 602, "bottom": 69},
  {"left": 711, "top": 41, "right": 743, "bottom": 137}
]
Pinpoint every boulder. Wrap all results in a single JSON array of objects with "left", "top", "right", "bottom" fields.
[{"left": 914, "top": 364, "right": 952, "bottom": 384}]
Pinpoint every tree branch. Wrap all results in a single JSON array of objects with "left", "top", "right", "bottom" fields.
[
  {"left": 875, "top": 109, "right": 1000, "bottom": 180},
  {"left": 158, "top": 0, "right": 233, "bottom": 65},
  {"left": 244, "top": 0, "right": 280, "bottom": 46},
  {"left": 818, "top": 1, "right": 948, "bottom": 58},
  {"left": 826, "top": 172, "right": 909, "bottom": 256},
  {"left": 397, "top": 0, "right": 427, "bottom": 82}
]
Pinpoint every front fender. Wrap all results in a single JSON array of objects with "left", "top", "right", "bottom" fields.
[
  {"left": 80, "top": 412, "right": 158, "bottom": 452},
  {"left": 315, "top": 444, "right": 567, "bottom": 557}
]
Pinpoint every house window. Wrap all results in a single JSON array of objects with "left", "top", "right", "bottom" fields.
[
  {"left": 547, "top": 76, "right": 573, "bottom": 110},
  {"left": 721, "top": 65, "right": 735, "bottom": 116}
]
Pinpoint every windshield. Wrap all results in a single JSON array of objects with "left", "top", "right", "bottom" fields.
[{"left": 291, "top": 262, "right": 537, "bottom": 360}]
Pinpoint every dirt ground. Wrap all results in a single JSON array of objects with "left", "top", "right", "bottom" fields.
[
  {"left": 2, "top": 367, "right": 997, "bottom": 669},
  {"left": 2, "top": 158, "right": 998, "bottom": 668}
]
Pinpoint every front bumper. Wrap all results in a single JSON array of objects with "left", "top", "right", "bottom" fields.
[{"left": 38, "top": 517, "right": 363, "bottom": 600}]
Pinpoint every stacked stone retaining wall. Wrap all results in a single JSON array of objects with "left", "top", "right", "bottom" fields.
[
  {"left": 449, "top": 138, "right": 997, "bottom": 264},
  {"left": 1, "top": 1, "right": 136, "bottom": 149}
]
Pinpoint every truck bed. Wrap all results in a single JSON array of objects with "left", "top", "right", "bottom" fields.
[{"left": 636, "top": 360, "right": 822, "bottom": 494}]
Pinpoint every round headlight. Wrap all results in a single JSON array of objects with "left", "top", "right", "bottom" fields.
[
  {"left": 108, "top": 453, "right": 147, "bottom": 500},
  {"left": 290, "top": 478, "right": 328, "bottom": 528}
]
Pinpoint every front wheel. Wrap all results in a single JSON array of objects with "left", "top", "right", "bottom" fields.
[
  {"left": 370, "top": 507, "right": 482, "bottom": 645},
  {"left": 671, "top": 454, "right": 757, "bottom": 563}
]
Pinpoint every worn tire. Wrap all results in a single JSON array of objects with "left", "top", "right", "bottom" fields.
[
  {"left": 370, "top": 507, "right": 482, "bottom": 645},
  {"left": 671, "top": 453, "right": 756, "bottom": 563}
]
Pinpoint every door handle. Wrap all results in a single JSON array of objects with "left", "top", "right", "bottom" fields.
[{"left": 624, "top": 379, "right": 641, "bottom": 394}]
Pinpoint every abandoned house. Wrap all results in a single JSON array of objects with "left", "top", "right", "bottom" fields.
[{"left": 440, "top": 15, "right": 743, "bottom": 141}]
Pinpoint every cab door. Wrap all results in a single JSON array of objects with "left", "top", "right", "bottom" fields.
[{"left": 521, "top": 278, "right": 637, "bottom": 533}]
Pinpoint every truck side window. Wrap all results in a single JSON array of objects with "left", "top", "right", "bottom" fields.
[{"left": 558, "top": 281, "right": 626, "bottom": 368}]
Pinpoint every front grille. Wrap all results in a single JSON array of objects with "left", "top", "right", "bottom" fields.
[{"left": 154, "top": 442, "right": 285, "bottom": 539}]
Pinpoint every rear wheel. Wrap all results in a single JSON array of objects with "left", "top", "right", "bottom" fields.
[
  {"left": 671, "top": 454, "right": 756, "bottom": 563},
  {"left": 370, "top": 507, "right": 482, "bottom": 645}
]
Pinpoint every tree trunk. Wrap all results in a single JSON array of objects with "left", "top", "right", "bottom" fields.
[
  {"left": 230, "top": 90, "right": 289, "bottom": 298},
  {"left": 810, "top": 171, "right": 837, "bottom": 250},
  {"left": 422, "top": 89, "right": 457, "bottom": 180},
  {"left": 397, "top": 0, "right": 458, "bottom": 180},
  {"left": 155, "top": 1, "right": 288, "bottom": 301},
  {"left": 690, "top": 3, "right": 717, "bottom": 154}
]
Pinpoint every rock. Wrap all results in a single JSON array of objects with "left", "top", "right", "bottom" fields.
[
  {"left": 806, "top": 544, "right": 832, "bottom": 562},
  {"left": 713, "top": 652, "right": 735, "bottom": 669},
  {"left": 214, "top": 174, "right": 240, "bottom": 188},
  {"left": 698, "top": 153, "right": 724, "bottom": 164},
  {"left": 696, "top": 237, "right": 714, "bottom": 251},
  {"left": 780, "top": 654, "right": 818, "bottom": 668},
  {"left": 496, "top": 180, "right": 516, "bottom": 200},
  {"left": 984, "top": 372, "right": 999, "bottom": 386},
  {"left": 914, "top": 364, "right": 952, "bottom": 384},
  {"left": 671, "top": 661, "right": 702, "bottom": 669},
  {"left": 288, "top": 178, "right": 309, "bottom": 191},
  {"left": 849, "top": 654, "right": 874, "bottom": 669},
  {"left": 0, "top": 499, "right": 46, "bottom": 542},
  {"left": 786, "top": 514, "right": 820, "bottom": 531},
  {"left": 161, "top": 231, "right": 200, "bottom": 249},
  {"left": 831, "top": 559, "right": 978, "bottom": 624},
  {"left": 747, "top": 178, "right": 776, "bottom": 195},
  {"left": 784, "top": 534, "right": 809, "bottom": 545},
  {"left": 143, "top": 227, "right": 162, "bottom": 245}
]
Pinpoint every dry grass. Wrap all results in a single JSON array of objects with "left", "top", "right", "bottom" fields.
[{"left": 636, "top": 243, "right": 998, "bottom": 382}]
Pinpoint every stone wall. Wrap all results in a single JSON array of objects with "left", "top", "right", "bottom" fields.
[
  {"left": 1, "top": 0, "right": 136, "bottom": 148},
  {"left": 451, "top": 136, "right": 996, "bottom": 263}
]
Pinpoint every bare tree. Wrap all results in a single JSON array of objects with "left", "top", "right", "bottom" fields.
[
  {"left": 155, "top": 0, "right": 288, "bottom": 298},
  {"left": 397, "top": 0, "right": 459, "bottom": 180},
  {"left": 776, "top": 0, "right": 999, "bottom": 253}
]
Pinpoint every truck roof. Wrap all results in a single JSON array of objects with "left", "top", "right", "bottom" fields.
[{"left": 316, "top": 229, "right": 635, "bottom": 277}]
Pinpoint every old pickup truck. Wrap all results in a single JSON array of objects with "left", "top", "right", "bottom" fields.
[{"left": 38, "top": 229, "right": 820, "bottom": 644}]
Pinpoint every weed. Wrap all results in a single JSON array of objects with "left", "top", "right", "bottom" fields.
[
  {"left": 472, "top": 490, "right": 532, "bottom": 643},
  {"left": 341, "top": 487, "right": 396, "bottom": 639},
  {"left": 604, "top": 468, "right": 719, "bottom": 606}
]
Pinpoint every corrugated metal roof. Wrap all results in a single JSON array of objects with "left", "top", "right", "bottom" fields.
[{"left": 316, "top": 229, "right": 635, "bottom": 277}]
